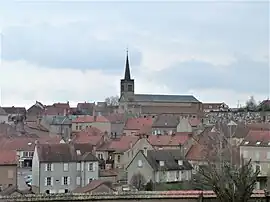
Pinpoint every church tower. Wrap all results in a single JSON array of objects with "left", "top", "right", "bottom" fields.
[{"left": 120, "top": 50, "right": 134, "bottom": 96}]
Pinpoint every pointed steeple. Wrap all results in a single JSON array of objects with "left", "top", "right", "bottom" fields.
[{"left": 124, "top": 49, "right": 131, "bottom": 80}]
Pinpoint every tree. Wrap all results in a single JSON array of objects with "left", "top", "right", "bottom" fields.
[
  {"left": 198, "top": 159, "right": 259, "bottom": 202},
  {"left": 130, "top": 172, "right": 146, "bottom": 191},
  {"left": 245, "top": 96, "right": 257, "bottom": 111},
  {"left": 145, "top": 180, "right": 153, "bottom": 191},
  {"left": 105, "top": 95, "right": 119, "bottom": 106}
]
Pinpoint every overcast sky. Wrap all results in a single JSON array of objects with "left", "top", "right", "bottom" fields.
[{"left": 0, "top": 1, "right": 269, "bottom": 108}]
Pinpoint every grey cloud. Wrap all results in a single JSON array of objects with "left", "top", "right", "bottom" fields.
[
  {"left": 154, "top": 56, "right": 270, "bottom": 95},
  {"left": 2, "top": 23, "right": 142, "bottom": 73}
]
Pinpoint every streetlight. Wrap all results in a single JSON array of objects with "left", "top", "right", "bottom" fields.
[{"left": 227, "top": 120, "right": 237, "bottom": 202}]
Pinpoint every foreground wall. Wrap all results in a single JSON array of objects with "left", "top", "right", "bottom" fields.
[{"left": 0, "top": 191, "right": 266, "bottom": 202}]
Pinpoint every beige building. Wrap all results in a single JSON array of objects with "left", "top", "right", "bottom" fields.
[
  {"left": 240, "top": 130, "right": 270, "bottom": 190},
  {"left": 118, "top": 53, "right": 203, "bottom": 117},
  {"left": 0, "top": 151, "right": 17, "bottom": 192}
]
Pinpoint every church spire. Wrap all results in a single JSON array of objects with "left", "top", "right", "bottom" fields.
[{"left": 124, "top": 48, "right": 131, "bottom": 80}]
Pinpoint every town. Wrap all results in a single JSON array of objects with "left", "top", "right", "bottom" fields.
[{"left": 0, "top": 54, "right": 269, "bottom": 201}]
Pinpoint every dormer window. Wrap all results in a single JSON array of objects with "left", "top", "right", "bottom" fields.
[
  {"left": 76, "top": 150, "right": 81, "bottom": 155},
  {"left": 178, "top": 160, "right": 183, "bottom": 166},
  {"left": 244, "top": 141, "right": 249, "bottom": 145},
  {"left": 159, "top": 161, "right": 164, "bottom": 166},
  {"left": 256, "top": 141, "right": 261, "bottom": 145}
]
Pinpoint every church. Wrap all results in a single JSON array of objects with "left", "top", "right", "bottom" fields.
[{"left": 118, "top": 52, "right": 203, "bottom": 118}]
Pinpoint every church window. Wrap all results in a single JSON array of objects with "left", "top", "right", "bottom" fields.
[{"left": 128, "top": 84, "right": 133, "bottom": 91}]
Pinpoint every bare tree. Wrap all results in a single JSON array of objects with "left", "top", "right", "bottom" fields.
[
  {"left": 245, "top": 96, "right": 257, "bottom": 111},
  {"left": 198, "top": 159, "right": 259, "bottom": 202},
  {"left": 130, "top": 172, "right": 146, "bottom": 191},
  {"left": 105, "top": 95, "right": 119, "bottom": 106}
]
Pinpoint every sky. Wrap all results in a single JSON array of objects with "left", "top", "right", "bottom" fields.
[{"left": 0, "top": 1, "right": 269, "bottom": 108}]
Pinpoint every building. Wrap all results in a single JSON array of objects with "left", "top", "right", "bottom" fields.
[
  {"left": 118, "top": 52, "right": 203, "bottom": 117},
  {"left": 126, "top": 149, "right": 192, "bottom": 184},
  {"left": 0, "top": 107, "right": 8, "bottom": 124},
  {"left": 0, "top": 150, "right": 17, "bottom": 192},
  {"left": 31, "top": 142, "right": 99, "bottom": 194},
  {"left": 26, "top": 101, "right": 45, "bottom": 123},
  {"left": 2, "top": 106, "right": 26, "bottom": 123},
  {"left": 239, "top": 130, "right": 270, "bottom": 190}
]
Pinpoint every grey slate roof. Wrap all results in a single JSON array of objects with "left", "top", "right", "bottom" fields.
[
  {"left": 146, "top": 150, "right": 192, "bottom": 171},
  {"left": 133, "top": 94, "right": 200, "bottom": 103},
  {"left": 37, "top": 143, "right": 98, "bottom": 163},
  {"left": 2, "top": 107, "right": 26, "bottom": 114},
  {"left": 152, "top": 115, "right": 179, "bottom": 128},
  {"left": 0, "top": 107, "right": 7, "bottom": 115}
]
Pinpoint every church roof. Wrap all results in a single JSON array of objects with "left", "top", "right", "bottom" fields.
[{"left": 133, "top": 94, "right": 200, "bottom": 103}]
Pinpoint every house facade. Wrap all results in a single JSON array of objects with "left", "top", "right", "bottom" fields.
[
  {"left": 0, "top": 107, "right": 8, "bottom": 124},
  {"left": 126, "top": 150, "right": 192, "bottom": 184},
  {"left": 151, "top": 115, "right": 179, "bottom": 135},
  {"left": 239, "top": 130, "right": 270, "bottom": 190},
  {"left": 0, "top": 151, "right": 17, "bottom": 192},
  {"left": 32, "top": 143, "right": 99, "bottom": 193}
]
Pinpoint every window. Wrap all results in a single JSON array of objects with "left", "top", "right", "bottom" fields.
[
  {"left": 255, "top": 152, "right": 260, "bottom": 160},
  {"left": 45, "top": 177, "right": 52, "bottom": 186},
  {"left": 159, "top": 161, "right": 164, "bottom": 166},
  {"left": 256, "top": 141, "right": 261, "bottom": 145},
  {"left": 178, "top": 160, "right": 183, "bottom": 166},
  {"left": 8, "top": 184, "right": 12, "bottom": 187},
  {"left": 65, "top": 189, "right": 68, "bottom": 193},
  {"left": 117, "top": 155, "right": 121, "bottom": 163},
  {"left": 63, "top": 163, "right": 69, "bottom": 171},
  {"left": 138, "top": 160, "right": 143, "bottom": 167},
  {"left": 88, "top": 163, "right": 93, "bottom": 171},
  {"left": 98, "top": 153, "right": 103, "bottom": 159},
  {"left": 243, "top": 151, "right": 248, "bottom": 158},
  {"left": 45, "top": 190, "right": 50, "bottom": 194},
  {"left": 128, "top": 84, "right": 133, "bottom": 91},
  {"left": 76, "top": 163, "right": 81, "bottom": 171},
  {"left": 255, "top": 164, "right": 261, "bottom": 173},
  {"left": 244, "top": 141, "right": 249, "bottom": 145},
  {"left": 76, "top": 125, "right": 78, "bottom": 130},
  {"left": 267, "top": 152, "right": 270, "bottom": 159},
  {"left": 63, "top": 176, "right": 68, "bottom": 185},
  {"left": 76, "top": 177, "right": 81, "bottom": 185},
  {"left": 45, "top": 163, "right": 53, "bottom": 171},
  {"left": 89, "top": 178, "right": 93, "bottom": 183}
]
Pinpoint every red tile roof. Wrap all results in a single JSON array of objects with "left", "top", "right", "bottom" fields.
[
  {"left": 72, "top": 115, "right": 109, "bottom": 123},
  {"left": 241, "top": 130, "right": 270, "bottom": 146},
  {"left": 148, "top": 135, "right": 189, "bottom": 147},
  {"left": 72, "top": 127, "right": 104, "bottom": 146},
  {"left": 98, "top": 136, "right": 139, "bottom": 152},
  {"left": 0, "top": 136, "right": 61, "bottom": 151},
  {"left": 124, "top": 117, "right": 153, "bottom": 130},
  {"left": 0, "top": 150, "right": 17, "bottom": 165},
  {"left": 189, "top": 118, "right": 201, "bottom": 127}
]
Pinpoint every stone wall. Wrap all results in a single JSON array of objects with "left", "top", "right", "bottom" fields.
[{"left": 0, "top": 191, "right": 266, "bottom": 202}]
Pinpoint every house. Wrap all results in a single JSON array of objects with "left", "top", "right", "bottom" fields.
[
  {"left": 123, "top": 117, "right": 153, "bottom": 136},
  {"left": 118, "top": 52, "right": 203, "bottom": 117},
  {"left": 0, "top": 107, "right": 8, "bottom": 123},
  {"left": 148, "top": 134, "right": 191, "bottom": 153},
  {"left": 96, "top": 135, "right": 141, "bottom": 169},
  {"left": 76, "top": 102, "right": 95, "bottom": 115},
  {"left": 73, "top": 179, "right": 115, "bottom": 193},
  {"left": 2, "top": 106, "right": 26, "bottom": 123},
  {"left": 176, "top": 118, "right": 192, "bottom": 133},
  {"left": 72, "top": 127, "right": 107, "bottom": 148},
  {"left": 43, "top": 102, "right": 70, "bottom": 117},
  {"left": 26, "top": 101, "right": 45, "bottom": 123},
  {"left": 151, "top": 115, "right": 179, "bottom": 135},
  {"left": 72, "top": 115, "right": 125, "bottom": 138},
  {"left": 94, "top": 102, "right": 118, "bottom": 116},
  {"left": 31, "top": 142, "right": 99, "bottom": 194},
  {"left": 0, "top": 136, "right": 61, "bottom": 168},
  {"left": 126, "top": 149, "right": 192, "bottom": 184},
  {"left": 0, "top": 150, "right": 17, "bottom": 192},
  {"left": 202, "top": 103, "right": 229, "bottom": 112},
  {"left": 239, "top": 130, "right": 270, "bottom": 190}
]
